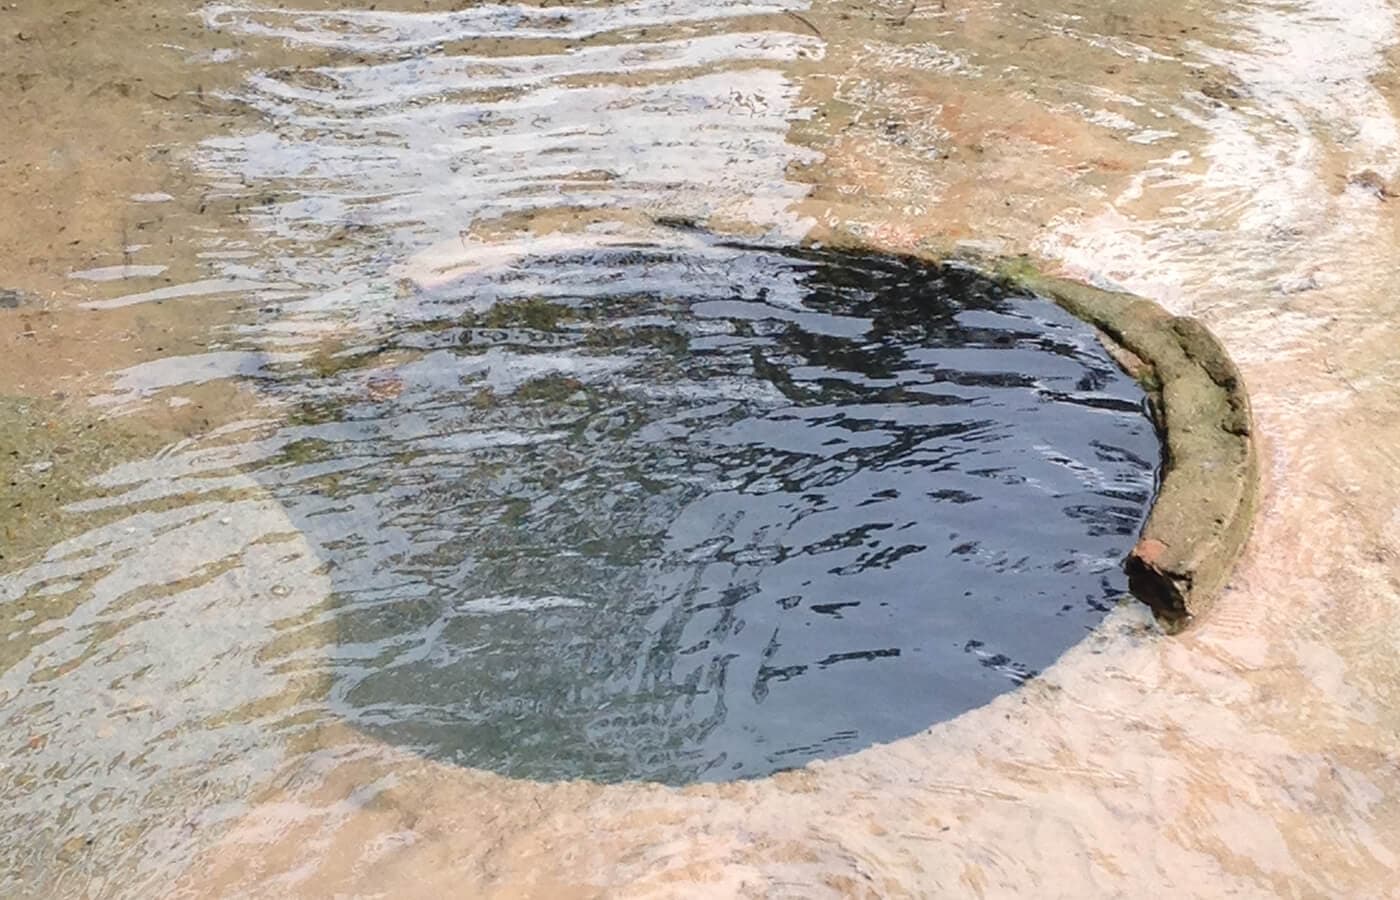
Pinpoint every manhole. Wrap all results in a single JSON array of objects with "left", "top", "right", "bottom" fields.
[{"left": 280, "top": 239, "right": 1160, "bottom": 783}]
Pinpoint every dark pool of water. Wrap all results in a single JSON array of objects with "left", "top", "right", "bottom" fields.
[{"left": 267, "top": 239, "right": 1159, "bottom": 784}]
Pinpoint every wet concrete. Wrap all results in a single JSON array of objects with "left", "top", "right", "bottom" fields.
[{"left": 4, "top": 0, "right": 1400, "bottom": 897}]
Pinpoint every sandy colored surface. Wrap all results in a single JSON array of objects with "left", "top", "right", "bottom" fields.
[{"left": 4, "top": 0, "right": 1400, "bottom": 897}]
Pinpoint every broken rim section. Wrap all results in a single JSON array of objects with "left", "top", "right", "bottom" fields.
[{"left": 993, "top": 257, "right": 1258, "bottom": 631}]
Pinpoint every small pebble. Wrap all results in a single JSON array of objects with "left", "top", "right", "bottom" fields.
[
  {"left": 1347, "top": 169, "right": 1395, "bottom": 199},
  {"left": 1200, "top": 79, "right": 1244, "bottom": 103}
]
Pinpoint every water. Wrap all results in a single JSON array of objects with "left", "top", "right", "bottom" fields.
[
  {"left": 4, "top": 0, "right": 1400, "bottom": 895},
  {"left": 281, "top": 240, "right": 1155, "bottom": 783}
]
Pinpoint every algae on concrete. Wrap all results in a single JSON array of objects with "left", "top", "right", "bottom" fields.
[{"left": 994, "top": 258, "right": 1258, "bottom": 629}]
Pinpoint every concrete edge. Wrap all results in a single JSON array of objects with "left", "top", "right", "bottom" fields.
[{"left": 989, "top": 256, "right": 1259, "bottom": 631}]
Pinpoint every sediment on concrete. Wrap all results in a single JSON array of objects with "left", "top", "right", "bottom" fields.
[{"left": 994, "top": 258, "right": 1258, "bottom": 629}]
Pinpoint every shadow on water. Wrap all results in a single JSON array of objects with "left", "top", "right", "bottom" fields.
[{"left": 246, "top": 237, "right": 1159, "bottom": 784}]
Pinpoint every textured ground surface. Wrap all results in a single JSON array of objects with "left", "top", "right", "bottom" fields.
[{"left": 4, "top": 1, "right": 1400, "bottom": 896}]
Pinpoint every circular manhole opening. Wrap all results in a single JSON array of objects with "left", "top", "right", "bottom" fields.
[{"left": 281, "top": 240, "right": 1160, "bottom": 784}]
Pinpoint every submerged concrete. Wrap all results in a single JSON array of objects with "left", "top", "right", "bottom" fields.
[{"left": 996, "top": 259, "right": 1258, "bottom": 629}]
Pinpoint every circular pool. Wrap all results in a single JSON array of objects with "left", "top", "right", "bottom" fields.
[{"left": 270, "top": 239, "right": 1160, "bottom": 783}]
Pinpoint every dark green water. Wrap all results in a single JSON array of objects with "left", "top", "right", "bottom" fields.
[{"left": 270, "top": 240, "right": 1158, "bottom": 783}]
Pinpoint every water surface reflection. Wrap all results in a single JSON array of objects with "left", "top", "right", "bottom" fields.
[{"left": 246, "top": 241, "right": 1157, "bottom": 782}]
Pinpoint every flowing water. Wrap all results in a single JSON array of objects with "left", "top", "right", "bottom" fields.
[{"left": 3, "top": 0, "right": 1400, "bottom": 896}]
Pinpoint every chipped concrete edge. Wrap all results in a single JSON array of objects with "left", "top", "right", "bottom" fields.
[{"left": 989, "top": 256, "right": 1258, "bottom": 631}]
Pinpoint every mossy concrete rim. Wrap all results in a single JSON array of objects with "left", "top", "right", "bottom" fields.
[
  {"left": 987, "top": 256, "right": 1258, "bottom": 631},
  {"left": 705, "top": 221, "right": 1259, "bottom": 630},
  {"left": 792, "top": 225, "right": 1255, "bottom": 629}
]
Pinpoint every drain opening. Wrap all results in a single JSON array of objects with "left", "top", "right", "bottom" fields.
[{"left": 276, "top": 242, "right": 1160, "bottom": 784}]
